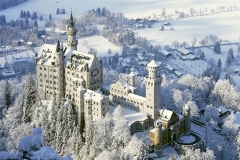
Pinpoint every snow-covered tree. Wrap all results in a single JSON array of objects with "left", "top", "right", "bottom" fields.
[
  {"left": 4, "top": 79, "right": 11, "bottom": 109},
  {"left": 22, "top": 73, "right": 36, "bottom": 123},
  {"left": 211, "top": 79, "right": 240, "bottom": 110},
  {"left": 213, "top": 41, "right": 221, "bottom": 54},
  {"left": 184, "top": 148, "right": 215, "bottom": 160},
  {"left": 226, "top": 47, "right": 235, "bottom": 67}
]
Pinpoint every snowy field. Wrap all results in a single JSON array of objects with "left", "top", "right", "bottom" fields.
[
  {"left": 135, "top": 10, "right": 240, "bottom": 47},
  {"left": 62, "top": 35, "right": 122, "bottom": 58},
  {"left": 0, "top": 0, "right": 239, "bottom": 27}
]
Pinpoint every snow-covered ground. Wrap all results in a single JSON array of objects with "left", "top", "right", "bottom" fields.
[
  {"left": 0, "top": 0, "right": 239, "bottom": 27},
  {"left": 109, "top": 105, "right": 147, "bottom": 126},
  {"left": 62, "top": 35, "right": 122, "bottom": 58},
  {"left": 135, "top": 10, "right": 240, "bottom": 47}
]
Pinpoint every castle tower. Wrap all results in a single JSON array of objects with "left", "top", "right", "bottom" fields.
[
  {"left": 144, "top": 60, "right": 162, "bottom": 125},
  {"left": 55, "top": 40, "right": 64, "bottom": 96},
  {"left": 129, "top": 71, "right": 136, "bottom": 94},
  {"left": 66, "top": 12, "right": 78, "bottom": 50},
  {"left": 154, "top": 120, "right": 162, "bottom": 158},
  {"left": 77, "top": 85, "right": 86, "bottom": 132},
  {"left": 183, "top": 104, "right": 191, "bottom": 135}
]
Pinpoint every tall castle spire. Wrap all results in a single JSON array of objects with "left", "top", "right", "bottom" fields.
[
  {"left": 66, "top": 11, "right": 78, "bottom": 50},
  {"left": 69, "top": 11, "right": 74, "bottom": 28}
]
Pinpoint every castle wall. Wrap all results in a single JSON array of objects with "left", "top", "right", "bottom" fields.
[{"left": 37, "top": 64, "right": 61, "bottom": 100}]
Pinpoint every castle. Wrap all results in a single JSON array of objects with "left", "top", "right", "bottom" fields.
[{"left": 35, "top": 12, "right": 204, "bottom": 157}]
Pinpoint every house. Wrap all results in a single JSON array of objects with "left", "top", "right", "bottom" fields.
[
  {"left": 150, "top": 106, "right": 204, "bottom": 158},
  {"left": 177, "top": 48, "right": 193, "bottom": 56},
  {"left": 161, "top": 50, "right": 172, "bottom": 58}
]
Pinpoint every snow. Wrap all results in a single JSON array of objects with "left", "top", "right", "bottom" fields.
[
  {"left": 18, "top": 127, "right": 44, "bottom": 152},
  {"left": 64, "top": 35, "right": 122, "bottom": 58},
  {"left": 109, "top": 105, "right": 148, "bottom": 125},
  {"left": 159, "top": 109, "right": 174, "bottom": 121},
  {"left": 136, "top": 9, "right": 240, "bottom": 47},
  {"left": 128, "top": 93, "right": 146, "bottom": 101},
  {"left": 148, "top": 60, "right": 159, "bottom": 67},
  {"left": 179, "top": 135, "right": 196, "bottom": 143},
  {"left": 31, "top": 146, "right": 61, "bottom": 160},
  {"left": 0, "top": 0, "right": 239, "bottom": 26}
]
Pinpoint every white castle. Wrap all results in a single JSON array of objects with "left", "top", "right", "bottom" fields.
[
  {"left": 35, "top": 12, "right": 162, "bottom": 129},
  {"left": 35, "top": 13, "right": 204, "bottom": 157}
]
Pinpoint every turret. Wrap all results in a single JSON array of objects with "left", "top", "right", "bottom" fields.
[
  {"left": 77, "top": 85, "right": 86, "bottom": 132},
  {"left": 66, "top": 11, "right": 78, "bottom": 50},
  {"left": 56, "top": 40, "right": 64, "bottom": 96},
  {"left": 129, "top": 71, "right": 136, "bottom": 94},
  {"left": 147, "top": 60, "right": 159, "bottom": 79},
  {"left": 183, "top": 104, "right": 191, "bottom": 135},
  {"left": 154, "top": 120, "right": 162, "bottom": 158},
  {"left": 144, "top": 60, "right": 162, "bottom": 125}
]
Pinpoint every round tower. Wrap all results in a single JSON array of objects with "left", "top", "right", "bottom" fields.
[
  {"left": 66, "top": 11, "right": 78, "bottom": 50},
  {"left": 55, "top": 40, "right": 64, "bottom": 96},
  {"left": 129, "top": 71, "right": 135, "bottom": 87},
  {"left": 77, "top": 85, "right": 86, "bottom": 132},
  {"left": 147, "top": 60, "right": 159, "bottom": 79},
  {"left": 129, "top": 71, "right": 136, "bottom": 94},
  {"left": 154, "top": 120, "right": 162, "bottom": 158},
  {"left": 183, "top": 104, "right": 191, "bottom": 135},
  {"left": 144, "top": 60, "right": 162, "bottom": 125}
]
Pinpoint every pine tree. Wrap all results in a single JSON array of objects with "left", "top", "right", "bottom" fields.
[
  {"left": 213, "top": 41, "right": 221, "bottom": 54},
  {"left": 34, "top": 20, "right": 38, "bottom": 27},
  {"left": 22, "top": 73, "right": 36, "bottom": 123},
  {"left": 49, "top": 13, "right": 52, "bottom": 21},
  {"left": 56, "top": 8, "right": 60, "bottom": 14},
  {"left": 226, "top": 47, "right": 235, "bottom": 67},
  {"left": 4, "top": 79, "right": 11, "bottom": 109},
  {"left": 217, "top": 58, "right": 222, "bottom": 68},
  {"left": 39, "top": 15, "right": 43, "bottom": 21},
  {"left": 20, "top": 10, "right": 24, "bottom": 18},
  {"left": 27, "top": 10, "right": 30, "bottom": 18}
]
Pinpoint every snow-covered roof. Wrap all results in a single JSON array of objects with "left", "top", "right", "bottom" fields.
[
  {"left": 161, "top": 50, "right": 171, "bottom": 56},
  {"left": 37, "top": 43, "right": 95, "bottom": 69},
  {"left": 129, "top": 71, "right": 135, "bottom": 76},
  {"left": 165, "top": 64, "right": 175, "bottom": 71},
  {"left": 0, "top": 57, "right": 6, "bottom": 68},
  {"left": 174, "top": 71, "right": 184, "bottom": 77},
  {"left": 77, "top": 85, "right": 86, "bottom": 92},
  {"left": 177, "top": 48, "right": 193, "bottom": 55},
  {"left": 218, "top": 106, "right": 228, "bottom": 113},
  {"left": 84, "top": 89, "right": 106, "bottom": 101},
  {"left": 147, "top": 60, "right": 159, "bottom": 67},
  {"left": 159, "top": 109, "right": 175, "bottom": 121},
  {"left": 1, "top": 69, "right": 15, "bottom": 76},
  {"left": 128, "top": 93, "right": 146, "bottom": 101}
]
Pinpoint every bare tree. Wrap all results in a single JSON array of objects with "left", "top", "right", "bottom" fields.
[
  {"left": 189, "top": 8, "right": 196, "bottom": 16},
  {"left": 182, "top": 41, "right": 189, "bottom": 48},
  {"left": 161, "top": 8, "right": 166, "bottom": 21},
  {"left": 81, "top": 40, "right": 88, "bottom": 48},
  {"left": 199, "top": 39, "right": 207, "bottom": 46},
  {"left": 172, "top": 40, "right": 180, "bottom": 49},
  {"left": 204, "top": 7, "right": 208, "bottom": 14},
  {"left": 191, "top": 37, "right": 197, "bottom": 47}
]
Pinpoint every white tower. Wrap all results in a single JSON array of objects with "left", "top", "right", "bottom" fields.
[
  {"left": 66, "top": 12, "right": 78, "bottom": 50},
  {"left": 183, "top": 104, "right": 191, "bottom": 135},
  {"left": 129, "top": 71, "right": 136, "bottom": 94},
  {"left": 55, "top": 40, "right": 64, "bottom": 96},
  {"left": 144, "top": 60, "right": 162, "bottom": 125},
  {"left": 154, "top": 120, "right": 162, "bottom": 158}
]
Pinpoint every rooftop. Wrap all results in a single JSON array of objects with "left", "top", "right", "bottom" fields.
[{"left": 147, "top": 60, "right": 159, "bottom": 67}]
